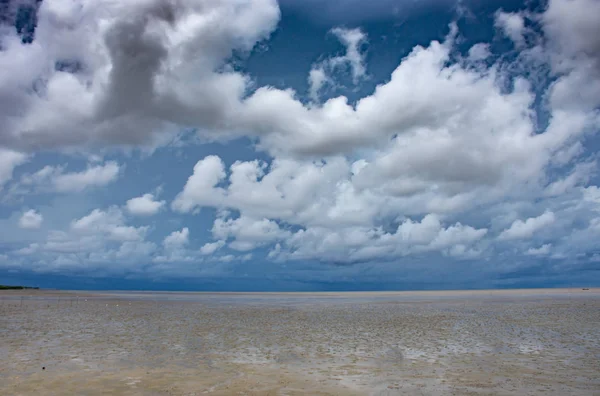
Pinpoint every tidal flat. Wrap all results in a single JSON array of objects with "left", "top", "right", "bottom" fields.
[{"left": 1, "top": 289, "right": 599, "bottom": 395}]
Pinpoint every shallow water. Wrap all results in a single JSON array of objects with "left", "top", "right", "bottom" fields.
[{"left": 1, "top": 289, "right": 599, "bottom": 395}]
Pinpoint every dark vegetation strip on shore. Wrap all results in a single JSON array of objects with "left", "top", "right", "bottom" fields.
[{"left": 0, "top": 285, "right": 40, "bottom": 290}]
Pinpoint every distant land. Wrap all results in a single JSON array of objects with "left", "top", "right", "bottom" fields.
[{"left": 0, "top": 285, "right": 40, "bottom": 290}]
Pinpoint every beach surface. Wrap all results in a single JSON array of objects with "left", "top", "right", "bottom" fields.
[{"left": 1, "top": 289, "right": 599, "bottom": 395}]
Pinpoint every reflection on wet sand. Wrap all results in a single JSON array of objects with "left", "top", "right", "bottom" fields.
[{"left": 1, "top": 289, "right": 599, "bottom": 395}]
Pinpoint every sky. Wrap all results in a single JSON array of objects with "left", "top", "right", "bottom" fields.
[{"left": 0, "top": 0, "right": 599, "bottom": 291}]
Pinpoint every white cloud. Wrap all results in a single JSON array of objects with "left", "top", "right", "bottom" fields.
[
  {"left": 269, "top": 214, "right": 487, "bottom": 264},
  {"left": 218, "top": 254, "right": 236, "bottom": 263},
  {"left": 543, "top": 0, "right": 600, "bottom": 116},
  {"left": 53, "top": 162, "right": 121, "bottom": 192},
  {"left": 245, "top": 32, "right": 549, "bottom": 166},
  {"left": 467, "top": 43, "right": 491, "bottom": 61},
  {"left": 7, "top": 162, "right": 121, "bottom": 197},
  {"left": 200, "top": 240, "right": 225, "bottom": 255},
  {"left": 18, "top": 209, "right": 43, "bottom": 229},
  {"left": 126, "top": 193, "right": 165, "bottom": 216},
  {"left": 14, "top": 243, "right": 40, "bottom": 256},
  {"left": 0, "top": 0, "right": 281, "bottom": 151},
  {"left": 330, "top": 27, "right": 368, "bottom": 83},
  {"left": 495, "top": 11, "right": 526, "bottom": 47},
  {"left": 447, "top": 244, "right": 484, "bottom": 260},
  {"left": 4, "top": 204, "right": 156, "bottom": 274},
  {"left": 0, "top": 149, "right": 27, "bottom": 189},
  {"left": 308, "top": 27, "right": 367, "bottom": 101},
  {"left": 582, "top": 186, "right": 600, "bottom": 210},
  {"left": 212, "top": 215, "right": 290, "bottom": 251},
  {"left": 71, "top": 207, "right": 147, "bottom": 242},
  {"left": 308, "top": 67, "right": 329, "bottom": 102},
  {"left": 543, "top": 161, "right": 595, "bottom": 197},
  {"left": 542, "top": 0, "right": 600, "bottom": 72},
  {"left": 0, "top": 0, "right": 595, "bottom": 165},
  {"left": 116, "top": 241, "right": 157, "bottom": 260},
  {"left": 155, "top": 227, "right": 194, "bottom": 263},
  {"left": 163, "top": 227, "right": 189, "bottom": 249},
  {"left": 173, "top": 156, "right": 377, "bottom": 227},
  {"left": 526, "top": 244, "right": 552, "bottom": 256},
  {"left": 498, "top": 211, "right": 556, "bottom": 240},
  {"left": 171, "top": 156, "right": 226, "bottom": 213}
]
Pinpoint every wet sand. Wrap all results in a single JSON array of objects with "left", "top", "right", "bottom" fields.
[{"left": 1, "top": 289, "right": 599, "bottom": 395}]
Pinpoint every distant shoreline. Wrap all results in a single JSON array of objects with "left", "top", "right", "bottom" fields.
[{"left": 2, "top": 287, "right": 598, "bottom": 297}]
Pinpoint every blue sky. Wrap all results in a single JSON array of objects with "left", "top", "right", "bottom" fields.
[{"left": 1, "top": 0, "right": 599, "bottom": 290}]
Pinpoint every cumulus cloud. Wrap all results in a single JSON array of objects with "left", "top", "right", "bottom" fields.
[
  {"left": 268, "top": 214, "right": 487, "bottom": 263},
  {"left": 171, "top": 156, "right": 226, "bottom": 213},
  {"left": 126, "top": 193, "right": 165, "bottom": 216},
  {"left": 212, "top": 215, "right": 290, "bottom": 251},
  {"left": 154, "top": 227, "right": 196, "bottom": 264},
  {"left": 0, "top": 0, "right": 595, "bottom": 162},
  {"left": 200, "top": 240, "right": 225, "bottom": 255},
  {"left": 0, "top": 0, "right": 596, "bottom": 162},
  {"left": 0, "top": 149, "right": 27, "bottom": 189},
  {"left": 173, "top": 151, "right": 506, "bottom": 232},
  {"left": 172, "top": 157, "right": 490, "bottom": 261},
  {"left": 18, "top": 209, "right": 43, "bottom": 229},
  {"left": 71, "top": 206, "right": 147, "bottom": 242},
  {"left": 542, "top": 0, "right": 600, "bottom": 72},
  {"left": 0, "top": 0, "right": 280, "bottom": 152},
  {"left": 498, "top": 211, "right": 556, "bottom": 241},
  {"left": 163, "top": 227, "right": 189, "bottom": 249},
  {"left": 6, "top": 205, "right": 156, "bottom": 274}
]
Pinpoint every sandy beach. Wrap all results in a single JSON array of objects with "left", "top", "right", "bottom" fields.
[{"left": 1, "top": 289, "right": 599, "bottom": 395}]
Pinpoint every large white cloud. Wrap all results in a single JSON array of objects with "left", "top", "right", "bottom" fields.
[
  {"left": 172, "top": 154, "right": 491, "bottom": 262},
  {"left": 0, "top": 0, "right": 596, "bottom": 164},
  {"left": 0, "top": 0, "right": 280, "bottom": 151},
  {"left": 0, "top": 0, "right": 591, "bottom": 160}
]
